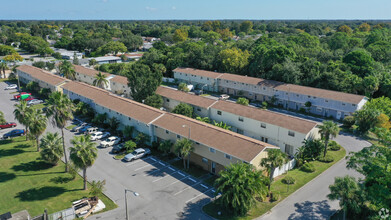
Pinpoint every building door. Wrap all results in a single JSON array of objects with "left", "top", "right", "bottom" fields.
[
  {"left": 211, "top": 162, "right": 216, "bottom": 174},
  {"left": 336, "top": 111, "right": 342, "bottom": 120}
]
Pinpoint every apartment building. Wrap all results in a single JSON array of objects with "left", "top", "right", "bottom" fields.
[
  {"left": 17, "top": 65, "right": 278, "bottom": 175},
  {"left": 73, "top": 65, "right": 112, "bottom": 90},
  {"left": 16, "top": 65, "right": 69, "bottom": 92},
  {"left": 156, "top": 86, "right": 319, "bottom": 155},
  {"left": 173, "top": 67, "right": 368, "bottom": 119}
]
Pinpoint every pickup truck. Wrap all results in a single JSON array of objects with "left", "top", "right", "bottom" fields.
[
  {"left": 0, "top": 122, "right": 17, "bottom": 129},
  {"left": 3, "top": 129, "right": 25, "bottom": 139}
]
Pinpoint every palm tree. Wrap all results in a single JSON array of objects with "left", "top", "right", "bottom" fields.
[
  {"left": 28, "top": 108, "right": 47, "bottom": 151},
  {"left": 107, "top": 117, "right": 120, "bottom": 132},
  {"left": 174, "top": 138, "right": 194, "bottom": 169},
  {"left": 70, "top": 135, "right": 98, "bottom": 190},
  {"left": 13, "top": 101, "right": 31, "bottom": 140},
  {"left": 319, "top": 120, "right": 340, "bottom": 158},
  {"left": 327, "top": 176, "right": 364, "bottom": 220},
  {"left": 215, "top": 163, "right": 268, "bottom": 216},
  {"left": 59, "top": 60, "right": 76, "bottom": 80},
  {"left": 260, "top": 149, "right": 288, "bottom": 191},
  {"left": 40, "top": 132, "right": 64, "bottom": 165},
  {"left": 122, "top": 125, "right": 134, "bottom": 140},
  {"left": 213, "top": 121, "right": 231, "bottom": 130},
  {"left": 0, "top": 62, "right": 8, "bottom": 79},
  {"left": 45, "top": 91, "right": 75, "bottom": 172},
  {"left": 93, "top": 72, "right": 109, "bottom": 89}
]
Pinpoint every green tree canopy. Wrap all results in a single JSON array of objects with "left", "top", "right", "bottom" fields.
[
  {"left": 144, "top": 94, "right": 163, "bottom": 109},
  {"left": 40, "top": 132, "right": 64, "bottom": 165},
  {"left": 172, "top": 103, "right": 193, "bottom": 118}
]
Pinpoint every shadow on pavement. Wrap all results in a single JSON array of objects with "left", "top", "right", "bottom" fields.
[
  {"left": 178, "top": 197, "right": 213, "bottom": 220},
  {"left": 288, "top": 200, "right": 335, "bottom": 220}
]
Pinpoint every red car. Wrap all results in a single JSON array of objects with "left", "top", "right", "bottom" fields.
[
  {"left": 0, "top": 122, "right": 17, "bottom": 129},
  {"left": 14, "top": 92, "right": 31, "bottom": 100},
  {"left": 23, "top": 96, "right": 35, "bottom": 101}
]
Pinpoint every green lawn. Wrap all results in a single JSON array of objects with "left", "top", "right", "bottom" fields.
[
  {"left": 203, "top": 148, "right": 347, "bottom": 219},
  {"left": 0, "top": 137, "right": 117, "bottom": 217},
  {"left": 66, "top": 124, "right": 77, "bottom": 130}
]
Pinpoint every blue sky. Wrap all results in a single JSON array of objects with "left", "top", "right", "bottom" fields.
[{"left": 1, "top": 0, "right": 390, "bottom": 20}]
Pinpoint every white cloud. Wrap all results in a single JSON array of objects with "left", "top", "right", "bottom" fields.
[
  {"left": 172, "top": 6, "right": 176, "bottom": 10},
  {"left": 145, "top": 6, "right": 157, "bottom": 11}
]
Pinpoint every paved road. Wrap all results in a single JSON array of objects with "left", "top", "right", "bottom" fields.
[
  {"left": 0, "top": 82, "right": 214, "bottom": 220},
  {"left": 258, "top": 133, "right": 371, "bottom": 220}
]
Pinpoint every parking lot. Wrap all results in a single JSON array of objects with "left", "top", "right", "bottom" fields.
[{"left": 0, "top": 81, "right": 215, "bottom": 219}]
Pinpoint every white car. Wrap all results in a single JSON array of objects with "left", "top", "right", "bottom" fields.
[
  {"left": 90, "top": 131, "right": 111, "bottom": 141},
  {"left": 100, "top": 136, "right": 121, "bottom": 148},
  {"left": 5, "top": 84, "right": 18, "bottom": 90},
  {"left": 123, "top": 148, "right": 151, "bottom": 162},
  {"left": 219, "top": 94, "right": 230, "bottom": 100},
  {"left": 27, "top": 99, "right": 44, "bottom": 106}
]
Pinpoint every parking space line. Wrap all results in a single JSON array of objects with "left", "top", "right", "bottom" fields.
[
  {"left": 152, "top": 170, "right": 178, "bottom": 182},
  {"left": 134, "top": 161, "right": 158, "bottom": 171},
  {"left": 165, "top": 175, "right": 189, "bottom": 187},
  {"left": 125, "top": 157, "right": 152, "bottom": 166},
  {"left": 158, "top": 161, "right": 165, "bottom": 166},
  {"left": 150, "top": 157, "right": 157, "bottom": 162},
  {"left": 168, "top": 167, "right": 175, "bottom": 171},
  {"left": 178, "top": 172, "right": 185, "bottom": 177},
  {"left": 173, "top": 181, "right": 202, "bottom": 196},
  {"left": 200, "top": 184, "right": 208, "bottom": 189},
  {"left": 188, "top": 178, "right": 196, "bottom": 182},
  {"left": 143, "top": 163, "right": 169, "bottom": 176},
  {"left": 185, "top": 188, "right": 214, "bottom": 204}
]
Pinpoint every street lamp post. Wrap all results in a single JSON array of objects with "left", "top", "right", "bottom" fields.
[{"left": 125, "top": 189, "right": 139, "bottom": 220}]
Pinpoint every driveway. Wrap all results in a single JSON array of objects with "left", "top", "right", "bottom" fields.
[
  {"left": 0, "top": 81, "right": 214, "bottom": 220},
  {"left": 258, "top": 133, "right": 371, "bottom": 220}
]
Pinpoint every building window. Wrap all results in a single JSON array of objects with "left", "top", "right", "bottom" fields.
[
  {"left": 225, "top": 80, "right": 228, "bottom": 83},
  {"left": 296, "top": 94, "right": 299, "bottom": 97},
  {"left": 261, "top": 123, "right": 266, "bottom": 128},
  {"left": 207, "top": 78, "right": 209, "bottom": 80},
  {"left": 166, "top": 130, "right": 169, "bottom": 134},
  {"left": 109, "top": 109, "right": 111, "bottom": 112},
  {"left": 225, "top": 154, "right": 232, "bottom": 160},
  {"left": 201, "top": 77, "right": 203, "bottom": 79},
  {"left": 195, "top": 142, "right": 200, "bottom": 145},
  {"left": 308, "top": 96, "right": 311, "bottom": 98},
  {"left": 342, "top": 103, "right": 345, "bottom": 106},
  {"left": 317, "top": 107, "right": 322, "bottom": 112},
  {"left": 197, "top": 108, "right": 201, "bottom": 111},
  {"left": 166, "top": 98, "right": 170, "bottom": 102},
  {"left": 263, "top": 87, "right": 266, "bottom": 90},
  {"left": 217, "top": 111, "right": 222, "bottom": 115},
  {"left": 202, "top": 158, "right": 208, "bottom": 163},
  {"left": 325, "top": 100, "right": 328, "bottom": 103},
  {"left": 285, "top": 144, "right": 294, "bottom": 155},
  {"left": 177, "top": 135, "right": 180, "bottom": 138},
  {"left": 352, "top": 104, "right": 356, "bottom": 107},
  {"left": 128, "top": 117, "right": 131, "bottom": 121},
  {"left": 288, "top": 131, "right": 295, "bottom": 137},
  {"left": 238, "top": 117, "right": 244, "bottom": 122},
  {"left": 209, "top": 148, "right": 216, "bottom": 153}
]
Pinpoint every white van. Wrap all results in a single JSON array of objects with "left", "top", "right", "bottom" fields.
[{"left": 85, "top": 127, "right": 99, "bottom": 135}]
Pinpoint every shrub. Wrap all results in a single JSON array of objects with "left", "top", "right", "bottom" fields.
[
  {"left": 319, "top": 154, "right": 334, "bottom": 163},
  {"left": 236, "top": 97, "right": 249, "bottom": 106},
  {"left": 261, "top": 101, "right": 268, "bottom": 109},
  {"left": 68, "top": 163, "right": 80, "bottom": 180},
  {"left": 282, "top": 176, "right": 295, "bottom": 185},
  {"left": 343, "top": 116, "right": 355, "bottom": 128},
  {"left": 178, "top": 82, "right": 189, "bottom": 92},
  {"left": 328, "top": 141, "right": 341, "bottom": 151},
  {"left": 299, "top": 108, "right": 306, "bottom": 113},
  {"left": 270, "top": 191, "right": 281, "bottom": 202},
  {"left": 301, "top": 163, "right": 316, "bottom": 173}
]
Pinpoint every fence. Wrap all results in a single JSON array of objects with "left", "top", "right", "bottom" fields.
[
  {"left": 272, "top": 159, "right": 296, "bottom": 178},
  {"left": 48, "top": 207, "right": 75, "bottom": 220}
]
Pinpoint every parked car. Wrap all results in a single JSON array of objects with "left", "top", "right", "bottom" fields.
[
  {"left": 123, "top": 148, "right": 151, "bottom": 162},
  {"left": 194, "top": 89, "right": 203, "bottom": 95},
  {"left": 71, "top": 123, "right": 88, "bottom": 132},
  {"left": 0, "top": 122, "right": 17, "bottom": 129},
  {"left": 22, "top": 96, "right": 35, "bottom": 101},
  {"left": 85, "top": 127, "right": 99, "bottom": 135},
  {"left": 3, "top": 129, "right": 25, "bottom": 139},
  {"left": 27, "top": 99, "right": 44, "bottom": 106},
  {"left": 14, "top": 92, "right": 31, "bottom": 100},
  {"left": 5, "top": 84, "right": 18, "bottom": 90},
  {"left": 219, "top": 94, "right": 230, "bottom": 100},
  {"left": 100, "top": 136, "right": 121, "bottom": 148},
  {"left": 111, "top": 143, "right": 125, "bottom": 154},
  {"left": 90, "top": 131, "right": 110, "bottom": 141},
  {"left": 78, "top": 125, "right": 92, "bottom": 134}
]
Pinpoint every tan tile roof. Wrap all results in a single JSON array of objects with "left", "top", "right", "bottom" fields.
[
  {"left": 110, "top": 75, "right": 128, "bottom": 85},
  {"left": 73, "top": 65, "right": 112, "bottom": 77},
  {"left": 175, "top": 68, "right": 366, "bottom": 104},
  {"left": 173, "top": 67, "right": 223, "bottom": 79},
  {"left": 16, "top": 65, "right": 67, "bottom": 86},
  {"left": 212, "top": 101, "right": 317, "bottom": 134},
  {"left": 154, "top": 113, "right": 278, "bottom": 162},
  {"left": 156, "top": 86, "right": 217, "bottom": 109},
  {"left": 62, "top": 81, "right": 164, "bottom": 124}
]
